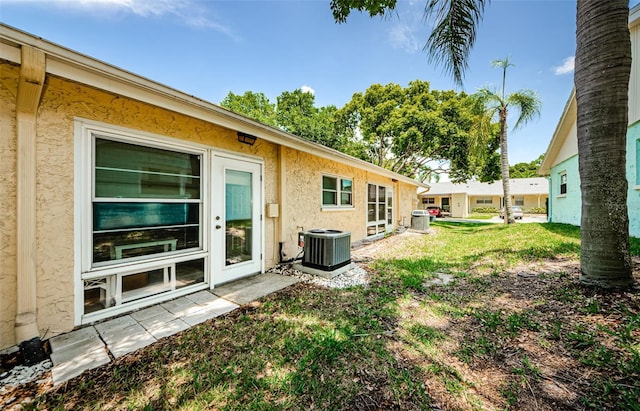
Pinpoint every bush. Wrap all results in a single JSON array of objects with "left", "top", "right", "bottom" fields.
[
  {"left": 528, "top": 207, "right": 547, "bottom": 214},
  {"left": 472, "top": 207, "right": 499, "bottom": 214}
]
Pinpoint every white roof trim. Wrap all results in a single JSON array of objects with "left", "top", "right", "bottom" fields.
[{"left": 0, "top": 24, "right": 426, "bottom": 189}]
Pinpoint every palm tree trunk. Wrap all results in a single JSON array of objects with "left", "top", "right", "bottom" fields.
[
  {"left": 500, "top": 108, "right": 513, "bottom": 224},
  {"left": 575, "top": 0, "right": 633, "bottom": 288}
]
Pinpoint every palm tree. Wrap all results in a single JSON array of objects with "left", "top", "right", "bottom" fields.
[
  {"left": 574, "top": 1, "right": 632, "bottom": 288},
  {"left": 331, "top": 0, "right": 634, "bottom": 288},
  {"left": 476, "top": 58, "right": 540, "bottom": 223}
]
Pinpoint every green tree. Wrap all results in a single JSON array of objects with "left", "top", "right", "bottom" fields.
[
  {"left": 330, "top": 0, "right": 633, "bottom": 287},
  {"left": 338, "top": 80, "right": 498, "bottom": 181},
  {"left": 510, "top": 154, "right": 544, "bottom": 178},
  {"left": 475, "top": 58, "right": 541, "bottom": 223},
  {"left": 220, "top": 91, "right": 277, "bottom": 127},
  {"left": 276, "top": 89, "right": 343, "bottom": 148}
]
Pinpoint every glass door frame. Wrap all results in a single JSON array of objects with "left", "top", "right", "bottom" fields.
[{"left": 211, "top": 152, "right": 264, "bottom": 285}]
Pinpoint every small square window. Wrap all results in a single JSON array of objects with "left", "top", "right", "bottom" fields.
[{"left": 322, "top": 175, "right": 353, "bottom": 207}]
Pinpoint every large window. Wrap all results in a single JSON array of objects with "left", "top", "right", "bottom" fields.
[
  {"left": 81, "top": 132, "right": 207, "bottom": 319},
  {"left": 514, "top": 196, "right": 524, "bottom": 206},
  {"left": 322, "top": 175, "right": 353, "bottom": 207},
  {"left": 559, "top": 172, "right": 567, "bottom": 195},
  {"left": 93, "top": 138, "right": 202, "bottom": 264},
  {"left": 476, "top": 197, "right": 493, "bottom": 205},
  {"left": 422, "top": 197, "right": 435, "bottom": 204}
]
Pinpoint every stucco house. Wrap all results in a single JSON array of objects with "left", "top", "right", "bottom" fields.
[
  {"left": 539, "top": 4, "right": 640, "bottom": 237},
  {"left": 418, "top": 177, "right": 549, "bottom": 218},
  {"left": 0, "top": 24, "right": 426, "bottom": 353}
]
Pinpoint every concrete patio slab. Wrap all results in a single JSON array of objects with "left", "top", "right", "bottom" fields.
[
  {"left": 94, "top": 315, "right": 137, "bottom": 336},
  {"left": 161, "top": 296, "right": 197, "bottom": 315},
  {"left": 130, "top": 304, "right": 172, "bottom": 322},
  {"left": 184, "top": 290, "right": 219, "bottom": 305},
  {"left": 42, "top": 273, "right": 300, "bottom": 385},
  {"left": 144, "top": 318, "right": 190, "bottom": 340},
  {"left": 213, "top": 273, "right": 298, "bottom": 305},
  {"left": 100, "top": 322, "right": 156, "bottom": 358},
  {"left": 49, "top": 326, "right": 100, "bottom": 353},
  {"left": 51, "top": 345, "right": 110, "bottom": 386}
]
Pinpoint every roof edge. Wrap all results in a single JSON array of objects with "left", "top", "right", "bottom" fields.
[{"left": 0, "top": 23, "right": 426, "bottom": 189}]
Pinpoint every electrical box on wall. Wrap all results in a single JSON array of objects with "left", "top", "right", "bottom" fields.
[{"left": 266, "top": 203, "right": 279, "bottom": 218}]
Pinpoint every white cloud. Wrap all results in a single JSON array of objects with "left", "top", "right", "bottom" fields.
[
  {"left": 386, "top": 2, "right": 426, "bottom": 54},
  {"left": 389, "top": 23, "right": 420, "bottom": 53},
  {"left": 6, "top": 0, "right": 240, "bottom": 40},
  {"left": 300, "top": 85, "right": 315, "bottom": 95},
  {"left": 553, "top": 56, "right": 575, "bottom": 75}
]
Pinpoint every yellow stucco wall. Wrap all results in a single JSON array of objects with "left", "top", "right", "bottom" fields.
[
  {"left": 0, "top": 63, "right": 419, "bottom": 349},
  {"left": 0, "top": 62, "right": 19, "bottom": 350},
  {"left": 0, "top": 69, "right": 282, "bottom": 349},
  {"left": 279, "top": 148, "right": 417, "bottom": 258}
]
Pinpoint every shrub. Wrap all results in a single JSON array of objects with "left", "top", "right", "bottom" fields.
[
  {"left": 472, "top": 207, "right": 499, "bottom": 214},
  {"left": 528, "top": 207, "right": 547, "bottom": 214}
]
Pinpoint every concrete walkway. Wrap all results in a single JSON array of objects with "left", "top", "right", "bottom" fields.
[{"left": 48, "top": 273, "right": 299, "bottom": 385}]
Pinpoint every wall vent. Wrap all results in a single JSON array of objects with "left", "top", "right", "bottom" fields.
[{"left": 302, "top": 229, "right": 351, "bottom": 271}]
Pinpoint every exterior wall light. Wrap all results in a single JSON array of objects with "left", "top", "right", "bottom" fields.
[{"left": 237, "top": 132, "right": 257, "bottom": 145}]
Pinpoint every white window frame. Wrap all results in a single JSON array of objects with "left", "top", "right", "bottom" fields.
[
  {"left": 321, "top": 174, "right": 353, "bottom": 208},
  {"left": 559, "top": 171, "right": 568, "bottom": 196},
  {"left": 74, "top": 119, "right": 210, "bottom": 325},
  {"left": 422, "top": 197, "right": 435, "bottom": 205},
  {"left": 366, "top": 183, "right": 391, "bottom": 237},
  {"left": 476, "top": 197, "right": 493, "bottom": 205}
]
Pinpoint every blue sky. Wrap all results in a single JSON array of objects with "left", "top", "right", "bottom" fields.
[{"left": 2, "top": 0, "right": 639, "bottom": 164}]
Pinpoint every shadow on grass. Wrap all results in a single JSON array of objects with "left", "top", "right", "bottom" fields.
[{"left": 26, "top": 222, "right": 637, "bottom": 410}]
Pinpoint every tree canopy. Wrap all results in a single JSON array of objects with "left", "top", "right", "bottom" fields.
[
  {"left": 221, "top": 81, "right": 500, "bottom": 182},
  {"left": 510, "top": 154, "right": 544, "bottom": 178},
  {"left": 337, "top": 80, "right": 499, "bottom": 182}
]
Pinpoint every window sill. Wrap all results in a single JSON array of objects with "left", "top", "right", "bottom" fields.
[
  {"left": 321, "top": 206, "right": 354, "bottom": 212},
  {"left": 556, "top": 194, "right": 567, "bottom": 198},
  {"left": 634, "top": 185, "right": 640, "bottom": 191}
]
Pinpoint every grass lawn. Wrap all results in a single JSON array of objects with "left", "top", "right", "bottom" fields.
[
  {"left": 8, "top": 223, "right": 640, "bottom": 410},
  {"left": 464, "top": 213, "right": 497, "bottom": 220}
]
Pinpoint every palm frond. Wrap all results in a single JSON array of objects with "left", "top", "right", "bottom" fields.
[
  {"left": 507, "top": 90, "right": 541, "bottom": 130},
  {"left": 424, "top": 0, "right": 489, "bottom": 86}
]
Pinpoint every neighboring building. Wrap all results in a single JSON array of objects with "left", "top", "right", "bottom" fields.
[
  {"left": 0, "top": 25, "right": 426, "bottom": 351},
  {"left": 539, "top": 4, "right": 640, "bottom": 237},
  {"left": 418, "top": 178, "right": 549, "bottom": 218}
]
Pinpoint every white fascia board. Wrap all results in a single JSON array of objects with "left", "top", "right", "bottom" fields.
[
  {"left": 631, "top": 3, "right": 640, "bottom": 27},
  {"left": 541, "top": 5, "right": 640, "bottom": 175},
  {"left": 539, "top": 89, "right": 576, "bottom": 176},
  {"left": 0, "top": 23, "right": 425, "bottom": 189}
]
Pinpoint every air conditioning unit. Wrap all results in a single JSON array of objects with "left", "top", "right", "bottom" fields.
[{"left": 302, "top": 229, "right": 351, "bottom": 271}]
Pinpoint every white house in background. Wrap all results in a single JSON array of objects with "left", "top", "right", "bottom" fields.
[{"left": 418, "top": 178, "right": 549, "bottom": 218}]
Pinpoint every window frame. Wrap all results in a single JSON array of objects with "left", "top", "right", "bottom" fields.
[
  {"left": 366, "top": 183, "right": 391, "bottom": 237},
  {"left": 476, "top": 197, "right": 493, "bottom": 205},
  {"left": 76, "top": 120, "right": 210, "bottom": 325},
  {"left": 514, "top": 196, "right": 525, "bottom": 206},
  {"left": 321, "top": 174, "right": 353, "bottom": 208},
  {"left": 559, "top": 171, "right": 568, "bottom": 196},
  {"left": 422, "top": 197, "right": 435, "bottom": 205}
]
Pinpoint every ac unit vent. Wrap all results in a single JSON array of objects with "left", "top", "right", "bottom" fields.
[{"left": 302, "top": 229, "right": 351, "bottom": 271}]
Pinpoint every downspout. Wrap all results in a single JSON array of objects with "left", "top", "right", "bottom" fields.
[
  {"left": 277, "top": 145, "right": 287, "bottom": 262},
  {"left": 15, "top": 46, "right": 46, "bottom": 363}
]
